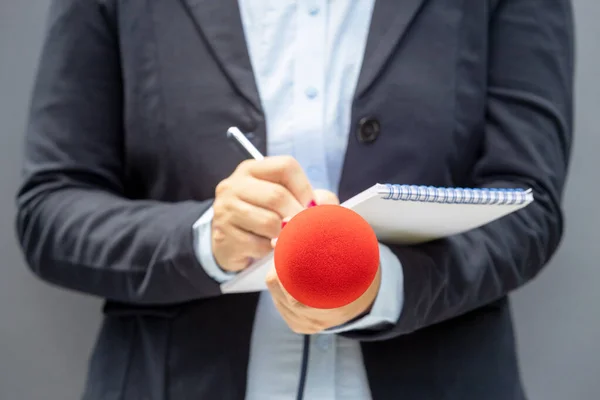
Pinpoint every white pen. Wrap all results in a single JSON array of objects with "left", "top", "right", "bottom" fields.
[{"left": 226, "top": 126, "right": 264, "bottom": 161}]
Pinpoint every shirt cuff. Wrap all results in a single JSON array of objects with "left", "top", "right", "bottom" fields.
[
  {"left": 192, "top": 206, "right": 237, "bottom": 283},
  {"left": 323, "top": 243, "right": 404, "bottom": 334}
]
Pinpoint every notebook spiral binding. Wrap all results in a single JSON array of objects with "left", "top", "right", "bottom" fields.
[{"left": 382, "top": 184, "right": 531, "bottom": 205}]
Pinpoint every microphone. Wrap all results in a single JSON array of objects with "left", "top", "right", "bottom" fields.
[{"left": 274, "top": 204, "right": 380, "bottom": 309}]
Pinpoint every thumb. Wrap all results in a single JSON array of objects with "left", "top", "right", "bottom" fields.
[{"left": 313, "top": 189, "right": 340, "bottom": 205}]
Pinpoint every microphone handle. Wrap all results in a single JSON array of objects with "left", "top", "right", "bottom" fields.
[{"left": 296, "top": 334, "right": 310, "bottom": 400}]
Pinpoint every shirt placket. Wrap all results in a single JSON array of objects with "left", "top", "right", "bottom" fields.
[
  {"left": 305, "top": 334, "right": 337, "bottom": 400},
  {"left": 292, "top": 0, "right": 330, "bottom": 193},
  {"left": 293, "top": 1, "right": 336, "bottom": 399}
]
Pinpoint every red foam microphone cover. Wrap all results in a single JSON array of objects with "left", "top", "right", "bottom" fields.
[{"left": 274, "top": 204, "right": 379, "bottom": 309}]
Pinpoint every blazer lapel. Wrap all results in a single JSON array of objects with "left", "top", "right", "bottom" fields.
[
  {"left": 179, "top": 0, "right": 262, "bottom": 113},
  {"left": 355, "top": 0, "right": 429, "bottom": 98}
]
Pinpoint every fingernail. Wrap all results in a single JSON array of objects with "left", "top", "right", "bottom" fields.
[
  {"left": 281, "top": 221, "right": 287, "bottom": 229},
  {"left": 307, "top": 200, "right": 317, "bottom": 208}
]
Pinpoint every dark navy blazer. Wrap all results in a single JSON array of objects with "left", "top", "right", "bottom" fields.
[{"left": 16, "top": 0, "right": 574, "bottom": 398}]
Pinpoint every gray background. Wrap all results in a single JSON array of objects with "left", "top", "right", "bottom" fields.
[{"left": 0, "top": 1, "right": 598, "bottom": 399}]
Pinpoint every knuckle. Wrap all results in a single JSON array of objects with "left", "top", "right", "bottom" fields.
[
  {"left": 266, "top": 186, "right": 286, "bottom": 208},
  {"left": 215, "top": 179, "right": 230, "bottom": 197},
  {"left": 212, "top": 203, "right": 226, "bottom": 222},
  {"left": 280, "top": 156, "right": 300, "bottom": 173},
  {"left": 301, "top": 183, "right": 313, "bottom": 201},
  {"left": 258, "top": 213, "right": 280, "bottom": 233},
  {"left": 213, "top": 201, "right": 234, "bottom": 224},
  {"left": 211, "top": 226, "right": 227, "bottom": 244},
  {"left": 236, "top": 159, "right": 254, "bottom": 173},
  {"left": 265, "top": 273, "right": 277, "bottom": 286}
]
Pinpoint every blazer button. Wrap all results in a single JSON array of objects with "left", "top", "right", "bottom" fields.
[{"left": 357, "top": 117, "right": 380, "bottom": 143}]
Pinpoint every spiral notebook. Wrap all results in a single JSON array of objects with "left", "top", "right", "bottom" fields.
[{"left": 220, "top": 183, "right": 534, "bottom": 294}]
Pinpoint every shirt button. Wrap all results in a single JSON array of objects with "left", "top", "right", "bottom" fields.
[
  {"left": 305, "top": 87, "right": 318, "bottom": 99},
  {"left": 308, "top": 6, "right": 320, "bottom": 16}
]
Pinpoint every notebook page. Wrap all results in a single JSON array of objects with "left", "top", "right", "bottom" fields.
[{"left": 349, "top": 194, "right": 532, "bottom": 243}]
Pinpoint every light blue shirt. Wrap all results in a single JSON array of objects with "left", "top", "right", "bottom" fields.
[{"left": 193, "top": 1, "right": 404, "bottom": 399}]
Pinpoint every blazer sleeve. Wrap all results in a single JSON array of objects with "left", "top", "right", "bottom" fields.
[
  {"left": 343, "top": 0, "right": 575, "bottom": 340},
  {"left": 15, "top": 0, "right": 222, "bottom": 304}
]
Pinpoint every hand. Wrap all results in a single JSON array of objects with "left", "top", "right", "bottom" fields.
[
  {"left": 212, "top": 156, "right": 314, "bottom": 272},
  {"left": 267, "top": 189, "right": 381, "bottom": 334},
  {"left": 266, "top": 263, "right": 381, "bottom": 334}
]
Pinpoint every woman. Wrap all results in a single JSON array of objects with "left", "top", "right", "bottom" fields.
[{"left": 16, "top": 0, "right": 573, "bottom": 399}]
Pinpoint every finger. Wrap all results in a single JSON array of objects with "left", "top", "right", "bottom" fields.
[
  {"left": 280, "top": 216, "right": 291, "bottom": 229},
  {"left": 281, "top": 291, "right": 308, "bottom": 312},
  {"left": 266, "top": 269, "right": 322, "bottom": 332},
  {"left": 214, "top": 222, "right": 273, "bottom": 261},
  {"left": 266, "top": 268, "right": 349, "bottom": 328},
  {"left": 265, "top": 266, "right": 280, "bottom": 291},
  {"left": 275, "top": 297, "right": 349, "bottom": 332},
  {"left": 236, "top": 177, "right": 304, "bottom": 218},
  {"left": 277, "top": 278, "right": 309, "bottom": 311},
  {"left": 244, "top": 156, "right": 314, "bottom": 208},
  {"left": 313, "top": 189, "right": 340, "bottom": 205},
  {"left": 271, "top": 297, "right": 324, "bottom": 334},
  {"left": 271, "top": 216, "right": 291, "bottom": 247},
  {"left": 224, "top": 197, "right": 282, "bottom": 239},
  {"left": 266, "top": 267, "right": 304, "bottom": 311},
  {"left": 266, "top": 267, "right": 308, "bottom": 314},
  {"left": 266, "top": 271, "right": 332, "bottom": 333}
]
